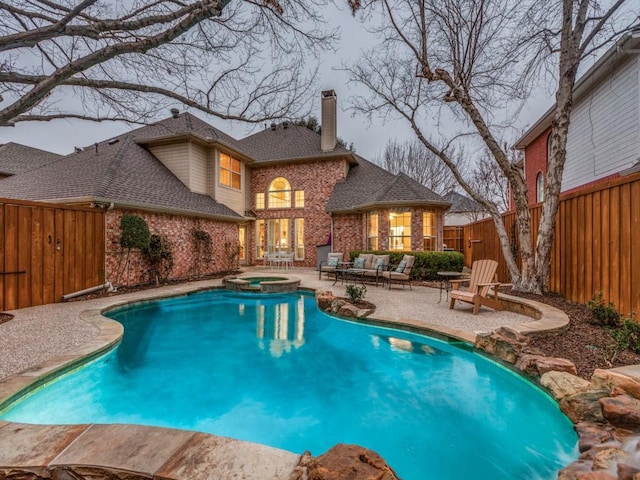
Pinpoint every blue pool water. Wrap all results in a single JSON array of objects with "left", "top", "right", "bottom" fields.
[{"left": 1, "top": 290, "right": 577, "bottom": 479}]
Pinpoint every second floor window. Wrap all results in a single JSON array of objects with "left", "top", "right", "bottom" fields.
[
  {"left": 220, "top": 152, "right": 241, "bottom": 189},
  {"left": 256, "top": 193, "right": 265, "bottom": 210},
  {"left": 268, "top": 177, "right": 292, "bottom": 209}
]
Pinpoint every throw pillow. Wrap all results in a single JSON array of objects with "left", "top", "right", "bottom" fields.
[
  {"left": 375, "top": 258, "right": 384, "bottom": 270},
  {"left": 353, "top": 257, "right": 365, "bottom": 268},
  {"left": 395, "top": 260, "right": 407, "bottom": 273},
  {"left": 327, "top": 257, "right": 339, "bottom": 267}
]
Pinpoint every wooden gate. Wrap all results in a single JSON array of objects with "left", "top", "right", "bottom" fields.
[{"left": 0, "top": 198, "right": 105, "bottom": 311}]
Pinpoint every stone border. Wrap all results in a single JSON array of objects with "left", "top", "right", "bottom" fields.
[
  {"left": 0, "top": 282, "right": 576, "bottom": 479},
  {"left": 224, "top": 274, "right": 301, "bottom": 293}
]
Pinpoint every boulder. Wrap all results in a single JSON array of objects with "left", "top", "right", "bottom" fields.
[
  {"left": 557, "top": 461, "right": 596, "bottom": 480},
  {"left": 474, "top": 327, "right": 530, "bottom": 364},
  {"left": 575, "top": 423, "right": 618, "bottom": 453},
  {"left": 330, "top": 298, "right": 346, "bottom": 313},
  {"left": 592, "top": 369, "right": 640, "bottom": 400},
  {"left": 315, "top": 291, "right": 334, "bottom": 311},
  {"left": 541, "top": 371, "right": 592, "bottom": 401},
  {"left": 302, "top": 444, "right": 400, "bottom": 480},
  {"left": 356, "top": 309, "right": 374, "bottom": 318},
  {"left": 618, "top": 460, "right": 640, "bottom": 480},
  {"left": 337, "top": 304, "right": 359, "bottom": 318},
  {"left": 516, "top": 354, "right": 578, "bottom": 377},
  {"left": 560, "top": 389, "right": 609, "bottom": 424},
  {"left": 600, "top": 395, "right": 640, "bottom": 430},
  {"left": 591, "top": 446, "right": 628, "bottom": 471}
]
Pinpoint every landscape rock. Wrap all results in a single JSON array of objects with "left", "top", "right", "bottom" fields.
[
  {"left": 330, "top": 298, "right": 346, "bottom": 313},
  {"left": 557, "top": 461, "right": 596, "bottom": 480},
  {"left": 575, "top": 423, "right": 618, "bottom": 453},
  {"left": 302, "top": 444, "right": 400, "bottom": 480},
  {"left": 560, "top": 389, "right": 609, "bottom": 424},
  {"left": 315, "top": 291, "right": 334, "bottom": 311},
  {"left": 356, "top": 309, "right": 374, "bottom": 318},
  {"left": 591, "top": 446, "right": 628, "bottom": 470},
  {"left": 601, "top": 395, "right": 640, "bottom": 430},
  {"left": 617, "top": 460, "right": 640, "bottom": 480},
  {"left": 516, "top": 354, "right": 578, "bottom": 377},
  {"left": 592, "top": 370, "right": 640, "bottom": 400},
  {"left": 541, "top": 371, "right": 592, "bottom": 401},
  {"left": 337, "top": 304, "right": 359, "bottom": 318},
  {"left": 474, "top": 327, "right": 530, "bottom": 364}
]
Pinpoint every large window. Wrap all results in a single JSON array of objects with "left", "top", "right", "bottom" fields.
[
  {"left": 268, "top": 177, "right": 292, "bottom": 209},
  {"left": 389, "top": 210, "right": 411, "bottom": 251},
  {"left": 219, "top": 152, "right": 241, "bottom": 189},
  {"left": 423, "top": 211, "right": 436, "bottom": 251},
  {"left": 536, "top": 172, "right": 545, "bottom": 203},
  {"left": 367, "top": 212, "right": 378, "bottom": 250},
  {"left": 295, "top": 218, "right": 305, "bottom": 260}
]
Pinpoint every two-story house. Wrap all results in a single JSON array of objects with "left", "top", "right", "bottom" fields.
[
  {"left": 513, "top": 31, "right": 640, "bottom": 207},
  {"left": 0, "top": 90, "right": 451, "bottom": 285}
]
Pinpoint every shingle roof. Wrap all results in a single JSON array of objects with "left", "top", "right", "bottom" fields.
[
  {"left": 445, "top": 191, "right": 485, "bottom": 213},
  {"left": 0, "top": 142, "right": 61, "bottom": 176},
  {"left": 0, "top": 115, "right": 242, "bottom": 220},
  {"left": 238, "top": 123, "right": 351, "bottom": 163},
  {"left": 326, "top": 156, "right": 450, "bottom": 212}
]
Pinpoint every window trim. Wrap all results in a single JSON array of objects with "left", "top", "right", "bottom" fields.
[{"left": 219, "top": 152, "right": 241, "bottom": 190}]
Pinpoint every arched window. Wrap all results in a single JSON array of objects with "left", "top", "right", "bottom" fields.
[
  {"left": 536, "top": 172, "right": 545, "bottom": 203},
  {"left": 268, "top": 177, "right": 292, "bottom": 209}
]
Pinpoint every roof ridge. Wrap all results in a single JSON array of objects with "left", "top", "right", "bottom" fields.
[{"left": 95, "top": 138, "right": 131, "bottom": 197}]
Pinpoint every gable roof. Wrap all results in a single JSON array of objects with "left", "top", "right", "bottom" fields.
[
  {"left": 514, "top": 32, "right": 640, "bottom": 149},
  {"left": 0, "top": 142, "right": 61, "bottom": 176},
  {"left": 445, "top": 191, "right": 485, "bottom": 214},
  {"left": 326, "top": 156, "right": 450, "bottom": 212},
  {"left": 238, "top": 123, "right": 353, "bottom": 163},
  {"left": 0, "top": 115, "right": 243, "bottom": 220}
]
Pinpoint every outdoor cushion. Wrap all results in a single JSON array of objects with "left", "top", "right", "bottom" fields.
[
  {"left": 358, "top": 254, "right": 374, "bottom": 269},
  {"left": 395, "top": 260, "right": 407, "bottom": 273},
  {"left": 375, "top": 258, "right": 385, "bottom": 270},
  {"left": 353, "top": 257, "right": 365, "bottom": 268},
  {"left": 328, "top": 257, "right": 339, "bottom": 267}
]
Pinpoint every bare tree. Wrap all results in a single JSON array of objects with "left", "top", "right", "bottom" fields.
[
  {"left": 0, "top": 0, "right": 337, "bottom": 126},
  {"left": 346, "top": 0, "right": 636, "bottom": 293},
  {"left": 469, "top": 147, "right": 515, "bottom": 214},
  {"left": 376, "top": 138, "right": 460, "bottom": 196}
]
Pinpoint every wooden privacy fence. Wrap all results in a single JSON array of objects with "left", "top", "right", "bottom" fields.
[
  {"left": 443, "top": 226, "right": 464, "bottom": 252},
  {"left": 463, "top": 172, "right": 640, "bottom": 316},
  {"left": 0, "top": 198, "right": 105, "bottom": 311}
]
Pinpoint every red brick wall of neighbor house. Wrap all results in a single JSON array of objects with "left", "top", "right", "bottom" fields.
[
  {"left": 106, "top": 209, "right": 239, "bottom": 286},
  {"left": 332, "top": 213, "right": 364, "bottom": 255},
  {"left": 249, "top": 158, "right": 347, "bottom": 267},
  {"left": 517, "top": 128, "right": 551, "bottom": 208}
]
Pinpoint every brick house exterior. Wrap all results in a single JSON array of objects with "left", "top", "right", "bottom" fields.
[
  {"left": 0, "top": 90, "right": 451, "bottom": 286},
  {"left": 512, "top": 33, "right": 640, "bottom": 210}
]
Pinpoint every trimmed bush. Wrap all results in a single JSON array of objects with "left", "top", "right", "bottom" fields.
[{"left": 349, "top": 250, "right": 464, "bottom": 280}]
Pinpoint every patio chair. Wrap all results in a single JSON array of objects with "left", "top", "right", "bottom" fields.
[
  {"left": 318, "top": 252, "right": 344, "bottom": 279},
  {"left": 449, "top": 259, "right": 504, "bottom": 315},
  {"left": 381, "top": 255, "right": 415, "bottom": 290}
]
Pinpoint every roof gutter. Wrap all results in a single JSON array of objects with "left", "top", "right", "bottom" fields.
[
  {"left": 42, "top": 196, "right": 244, "bottom": 223},
  {"left": 135, "top": 133, "right": 254, "bottom": 164},
  {"left": 327, "top": 199, "right": 452, "bottom": 214},
  {"left": 253, "top": 151, "right": 358, "bottom": 166}
]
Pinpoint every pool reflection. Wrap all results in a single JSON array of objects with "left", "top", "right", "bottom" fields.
[{"left": 249, "top": 296, "right": 305, "bottom": 357}]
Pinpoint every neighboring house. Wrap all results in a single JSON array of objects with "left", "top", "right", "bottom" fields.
[
  {"left": 0, "top": 142, "right": 61, "bottom": 178},
  {"left": 443, "top": 192, "right": 487, "bottom": 226},
  {"left": 0, "top": 90, "right": 450, "bottom": 285},
  {"left": 512, "top": 31, "right": 640, "bottom": 208}
]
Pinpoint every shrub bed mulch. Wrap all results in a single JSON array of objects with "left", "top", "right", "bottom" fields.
[{"left": 507, "top": 290, "right": 640, "bottom": 379}]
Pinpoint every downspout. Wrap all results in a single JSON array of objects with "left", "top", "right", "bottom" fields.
[{"left": 61, "top": 282, "right": 114, "bottom": 301}]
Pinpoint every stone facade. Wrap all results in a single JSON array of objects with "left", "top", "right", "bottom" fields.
[
  {"left": 249, "top": 158, "right": 348, "bottom": 267},
  {"left": 106, "top": 209, "right": 239, "bottom": 286}
]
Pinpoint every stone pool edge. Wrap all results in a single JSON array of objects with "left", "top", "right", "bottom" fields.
[{"left": 0, "top": 280, "right": 571, "bottom": 480}]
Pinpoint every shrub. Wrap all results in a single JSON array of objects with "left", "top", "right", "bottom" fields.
[
  {"left": 345, "top": 284, "right": 367, "bottom": 303},
  {"left": 348, "top": 250, "right": 464, "bottom": 280},
  {"left": 587, "top": 292, "right": 621, "bottom": 327},
  {"left": 120, "top": 214, "right": 150, "bottom": 250},
  {"left": 145, "top": 234, "right": 173, "bottom": 284},
  {"left": 605, "top": 315, "right": 640, "bottom": 365}
]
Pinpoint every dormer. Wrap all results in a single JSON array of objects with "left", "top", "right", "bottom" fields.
[{"left": 136, "top": 131, "right": 251, "bottom": 216}]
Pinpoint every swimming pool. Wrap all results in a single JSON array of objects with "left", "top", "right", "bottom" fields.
[{"left": 0, "top": 289, "right": 577, "bottom": 479}]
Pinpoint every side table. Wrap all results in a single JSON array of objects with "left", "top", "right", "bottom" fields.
[{"left": 437, "top": 271, "right": 464, "bottom": 303}]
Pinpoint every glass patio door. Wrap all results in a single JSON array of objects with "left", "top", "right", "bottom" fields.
[{"left": 266, "top": 219, "right": 290, "bottom": 254}]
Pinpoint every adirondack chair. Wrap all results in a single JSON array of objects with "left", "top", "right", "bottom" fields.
[{"left": 449, "top": 259, "right": 504, "bottom": 315}]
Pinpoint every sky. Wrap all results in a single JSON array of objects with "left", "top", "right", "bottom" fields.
[{"left": 0, "top": 2, "right": 556, "bottom": 162}]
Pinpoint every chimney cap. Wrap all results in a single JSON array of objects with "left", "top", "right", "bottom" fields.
[
  {"left": 321, "top": 89, "right": 336, "bottom": 98},
  {"left": 271, "top": 122, "right": 277, "bottom": 130},
  {"left": 170, "top": 108, "right": 180, "bottom": 118}
]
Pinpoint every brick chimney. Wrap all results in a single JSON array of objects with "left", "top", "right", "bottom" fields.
[{"left": 321, "top": 90, "right": 337, "bottom": 152}]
